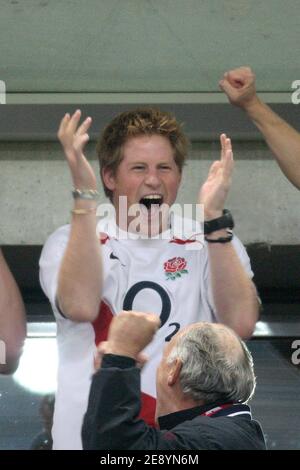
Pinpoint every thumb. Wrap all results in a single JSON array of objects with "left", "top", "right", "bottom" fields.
[
  {"left": 219, "top": 79, "right": 235, "bottom": 95},
  {"left": 136, "top": 352, "right": 149, "bottom": 369},
  {"left": 94, "top": 341, "right": 110, "bottom": 371}
]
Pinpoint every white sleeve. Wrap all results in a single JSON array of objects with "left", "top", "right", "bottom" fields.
[
  {"left": 39, "top": 225, "right": 71, "bottom": 317},
  {"left": 231, "top": 234, "right": 254, "bottom": 279}
]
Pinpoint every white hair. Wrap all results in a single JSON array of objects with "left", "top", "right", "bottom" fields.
[{"left": 167, "top": 324, "right": 256, "bottom": 404}]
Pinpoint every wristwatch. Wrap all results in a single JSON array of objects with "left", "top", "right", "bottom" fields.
[{"left": 204, "top": 209, "right": 234, "bottom": 235}]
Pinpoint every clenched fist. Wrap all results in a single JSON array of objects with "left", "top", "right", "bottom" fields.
[
  {"left": 219, "top": 66, "right": 259, "bottom": 110},
  {"left": 100, "top": 310, "right": 161, "bottom": 361}
]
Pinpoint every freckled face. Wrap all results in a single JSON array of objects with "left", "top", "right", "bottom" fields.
[{"left": 103, "top": 134, "right": 182, "bottom": 234}]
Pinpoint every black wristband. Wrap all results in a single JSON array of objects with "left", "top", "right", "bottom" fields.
[
  {"left": 205, "top": 230, "right": 233, "bottom": 243},
  {"left": 204, "top": 209, "right": 234, "bottom": 235}
]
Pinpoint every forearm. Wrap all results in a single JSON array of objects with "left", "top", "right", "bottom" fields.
[
  {"left": 207, "top": 232, "right": 258, "bottom": 338},
  {"left": 57, "top": 200, "right": 102, "bottom": 322},
  {"left": 0, "top": 250, "right": 26, "bottom": 373},
  {"left": 245, "top": 98, "right": 300, "bottom": 189},
  {"left": 82, "top": 355, "right": 157, "bottom": 450}
]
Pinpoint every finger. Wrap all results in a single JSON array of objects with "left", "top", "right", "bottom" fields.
[
  {"left": 97, "top": 341, "right": 109, "bottom": 354},
  {"left": 93, "top": 352, "right": 102, "bottom": 372},
  {"left": 73, "top": 133, "right": 90, "bottom": 153},
  {"left": 223, "top": 144, "right": 234, "bottom": 178},
  {"left": 231, "top": 66, "right": 254, "bottom": 82},
  {"left": 225, "top": 137, "right": 232, "bottom": 154},
  {"left": 67, "top": 109, "right": 82, "bottom": 134},
  {"left": 207, "top": 161, "right": 221, "bottom": 179},
  {"left": 220, "top": 132, "right": 226, "bottom": 148},
  {"left": 57, "top": 113, "right": 70, "bottom": 138},
  {"left": 222, "top": 137, "right": 232, "bottom": 161},
  {"left": 221, "top": 70, "right": 245, "bottom": 90},
  {"left": 94, "top": 340, "right": 110, "bottom": 371},
  {"left": 220, "top": 133, "right": 227, "bottom": 161},
  {"left": 226, "top": 70, "right": 245, "bottom": 87},
  {"left": 148, "top": 314, "right": 161, "bottom": 330},
  {"left": 219, "top": 79, "right": 225, "bottom": 91},
  {"left": 224, "top": 147, "right": 234, "bottom": 166},
  {"left": 219, "top": 78, "right": 235, "bottom": 95},
  {"left": 76, "top": 116, "right": 92, "bottom": 136},
  {"left": 223, "top": 156, "right": 234, "bottom": 181},
  {"left": 136, "top": 353, "right": 148, "bottom": 369}
]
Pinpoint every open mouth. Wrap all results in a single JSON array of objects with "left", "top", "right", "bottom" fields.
[{"left": 139, "top": 195, "right": 163, "bottom": 210}]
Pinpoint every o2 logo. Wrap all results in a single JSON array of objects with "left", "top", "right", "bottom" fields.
[
  {"left": 123, "top": 281, "right": 180, "bottom": 342},
  {"left": 291, "top": 80, "right": 300, "bottom": 104},
  {"left": 291, "top": 339, "right": 300, "bottom": 365}
]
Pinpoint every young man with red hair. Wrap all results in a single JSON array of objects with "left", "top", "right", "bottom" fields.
[{"left": 40, "top": 107, "right": 259, "bottom": 449}]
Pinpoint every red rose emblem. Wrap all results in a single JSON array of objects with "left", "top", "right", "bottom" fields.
[{"left": 164, "top": 257, "right": 187, "bottom": 274}]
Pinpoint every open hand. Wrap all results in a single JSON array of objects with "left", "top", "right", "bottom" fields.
[
  {"left": 198, "top": 134, "right": 234, "bottom": 220},
  {"left": 57, "top": 109, "right": 97, "bottom": 189}
]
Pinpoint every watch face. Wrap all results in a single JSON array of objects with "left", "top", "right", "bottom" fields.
[{"left": 204, "top": 210, "right": 234, "bottom": 235}]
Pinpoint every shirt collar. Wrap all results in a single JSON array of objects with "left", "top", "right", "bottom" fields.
[
  {"left": 158, "top": 402, "right": 252, "bottom": 430},
  {"left": 96, "top": 210, "right": 202, "bottom": 242}
]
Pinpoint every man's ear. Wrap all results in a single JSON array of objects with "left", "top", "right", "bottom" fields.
[
  {"left": 102, "top": 167, "right": 116, "bottom": 192},
  {"left": 167, "top": 358, "right": 182, "bottom": 386}
]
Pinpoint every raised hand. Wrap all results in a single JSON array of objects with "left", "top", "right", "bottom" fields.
[
  {"left": 219, "top": 66, "right": 259, "bottom": 110},
  {"left": 198, "top": 134, "right": 234, "bottom": 220},
  {"left": 103, "top": 311, "right": 161, "bottom": 361},
  {"left": 57, "top": 109, "right": 97, "bottom": 189}
]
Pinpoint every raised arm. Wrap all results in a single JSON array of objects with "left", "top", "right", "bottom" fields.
[
  {"left": 0, "top": 249, "right": 26, "bottom": 374},
  {"left": 199, "top": 135, "right": 259, "bottom": 339},
  {"left": 82, "top": 311, "right": 164, "bottom": 450},
  {"left": 219, "top": 66, "right": 300, "bottom": 189},
  {"left": 56, "top": 110, "right": 102, "bottom": 322}
]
